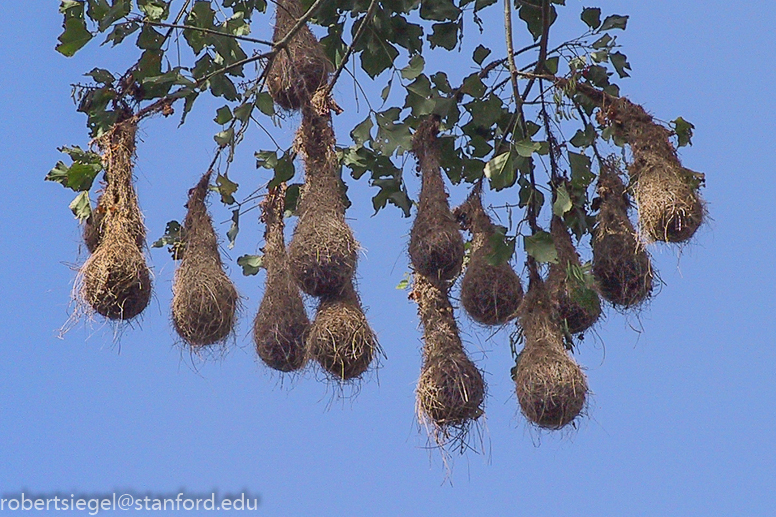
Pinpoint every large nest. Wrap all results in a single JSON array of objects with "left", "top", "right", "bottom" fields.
[
  {"left": 254, "top": 185, "right": 309, "bottom": 372},
  {"left": 409, "top": 118, "right": 464, "bottom": 286},
  {"left": 79, "top": 121, "right": 152, "bottom": 321},
  {"left": 288, "top": 92, "right": 358, "bottom": 297},
  {"left": 606, "top": 98, "right": 705, "bottom": 243},
  {"left": 592, "top": 158, "right": 654, "bottom": 308},
  {"left": 515, "top": 281, "right": 588, "bottom": 430},
  {"left": 171, "top": 172, "right": 239, "bottom": 347},
  {"left": 307, "top": 280, "right": 377, "bottom": 381},
  {"left": 266, "top": 0, "right": 332, "bottom": 111},
  {"left": 413, "top": 274, "right": 485, "bottom": 443},
  {"left": 546, "top": 216, "right": 601, "bottom": 334},
  {"left": 454, "top": 187, "right": 523, "bottom": 325}
]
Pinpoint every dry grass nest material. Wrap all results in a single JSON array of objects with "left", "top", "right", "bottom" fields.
[
  {"left": 413, "top": 274, "right": 485, "bottom": 438},
  {"left": 79, "top": 121, "right": 151, "bottom": 321},
  {"left": 288, "top": 92, "right": 358, "bottom": 298},
  {"left": 547, "top": 216, "right": 601, "bottom": 334},
  {"left": 254, "top": 185, "right": 309, "bottom": 372},
  {"left": 307, "top": 280, "right": 377, "bottom": 381},
  {"left": 171, "top": 172, "right": 239, "bottom": 347},
  {"left": 409, "top": 118, "right": 464, "bottom": 286},
  {"left": 267, "top": 0, "right": 331, "bottom": 111},
  {"left": 515, "top": 282, "right": 588, "bottom": 430},
  {"left": 592, "top": 159, "right": 654, "bottom": 308},
  {"left": 455, "top": 187, "right": 523, "bottom": 326},
  {"left": 607, "top": 98, "right": 705, "bottom": 243}
]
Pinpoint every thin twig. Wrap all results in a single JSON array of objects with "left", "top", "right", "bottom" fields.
[
  {"left": 140, "top": 18, "right": 273, "bottom": 45},
  {"left": 323, "top": 0, "right": 379, "bottom": 99}
]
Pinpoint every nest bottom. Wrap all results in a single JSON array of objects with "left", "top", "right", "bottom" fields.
[{"left": 417, "top": 348, "right": 485, "bottom": 428}]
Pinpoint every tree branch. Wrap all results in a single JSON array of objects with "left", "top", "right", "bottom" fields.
[
  {"left": 139, "top": 18, "right": 273, "bottom": 46},
  {"left": 323, "top": 0, "right": 379, "bottom": 99}
]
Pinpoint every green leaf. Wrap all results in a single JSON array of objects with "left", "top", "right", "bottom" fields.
[
  {"left": 102, "top": 21, "right": 139, "bottom": 46},
  {"left": 226, "top": 209, "right": 239, "bottom": 248},
  {"left": 69, "top": 191, "right": 92, "bottom": 221},
  {"left": 268, "top": 153, "right": 295, "bottom": 189},
  {"left": 461, "top": 73, "right": 486, "bottom": 98},
  {"left": 472, "top": 44, "right": 491, "bottom": 65},
  {"left": 98, "top": 0, "right": 131, "bottom": 32},
  {"left": 600, "top": 14, "right": 628, "bottom": 31},
  {"left": 237, "top": 254, "right": 263, "bottom": 275},
  {"left": 524, "top": 231, "right": 558, "bottom": 264},
  {"left": 486, "top": 226, "right": 516, "bottom": 266},
  {"left": 404, "top": 75, "right": 435, "bottom": 117},
  {"left": 284, "top": 183, "right": 301, "bottom": 215},
  {"left": 137, "top": 24, "right": 165, "bottom": 50},
  {"left": 553, "top": 185, "right": 572, "bottom": 217},
  {"left": 215, "top": 173, "right": 238, "bottom": 204},
  {"left": 484, "top": 151, "right": 516, "bottom": 191},
  {"left": 519, "top": 3, "right": 556, "bottom": 41},
  {"left": 138, "top": 0, "right": 169, "bottom": 21},
  {"left": 351, "top": 116, "right": 373, "bottom": 145},
  {"left": 428, "top": 22, "right": 459, "bottom": 51},
  {"left": 514, "top": 139, "right": 541, "bottom": 158},
  {"left": 545, "top": 56, "right": 559, "bottom": 75},
  {"left": 215, "top": 105, "right": 233, "bottom": 124},
  {"left": 395, "top": 272, "right": 411, "bottom": 290},
  {"left": 57, "top": 17, "right": 93, "bottom": 57},
  {"left": 255, "top": 150, "right": 279, "bottom": 169},
  {"left": 152, "top": 220, "right": 182, "bottom": 248},
  {"left": 592, "top": 33, "right": 612, "bottom": 49},
  {"left": 581, "top": 7, "right": 601, "bottom": 29},
  {"left": 214, "top": 127, "right": 234, "bottom": 147},
  {"left": 672, "top": 117, "right": 695, "bottom": 147},
  {"left": 420, "top": 0, "right": 461, "bottom": 21},
  {"left": 255, "top": 91, "right": 274, "bottom": 116},
  {"left": 610, "top": 51, "right": 631, "bottom": 78},
  {"left": 233, "top": 102, "right": 253, "bottom": 123},
  {"left": 400, "top": 54, "right": 424, "bottom": 80},
  {"left": 568, "top": 151, "right": 594, "bottom": 189},
  {"left": 569, "top": 124, "right": 596, "bottom": 148}
]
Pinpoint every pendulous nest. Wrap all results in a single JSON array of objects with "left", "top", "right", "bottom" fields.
[
  {"left": 454, "top": 187, "right": 523, "bottom": 325},
  {"left": 409, "top": 117, "right": 464, "bottom": 286},
  {"left": 266, "top": 0, "right": 332, "bottom": 111},
  {"left": 254, "top": 185, "right": 310, "bottom": 372},
  {"left": 413, "top": 274, "right": 485, "bottom": 440},
  {"left": 307, "top": 280, "right": 377, "bottom": 381},
  {"left": 592, "top": 158, "right": 654, "bottom": 308},
  {"left": 171, "top": 172, "right": 239, "bottom": 348},
  {"left": 605, "top": 98, "right": 705, "bottom": 243},
  {"left": 546, "top": 216, "right": 601, "bottom": 334},
  {"left": 83, "top": 191, "right": 144, "bottom": 254},
  {"left": 515, "top": 280, "right": 588, "bottom": 430},
  {"left": 79, "top": 121, "right": 152, "bottom": 321},
  {"left": 288, "top": 92, "right": 358, "bottom": 297}
]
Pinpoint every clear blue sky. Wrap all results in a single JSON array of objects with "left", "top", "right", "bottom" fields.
[{"left": 2, "top": 1, "right": 775, "bottom": 515}]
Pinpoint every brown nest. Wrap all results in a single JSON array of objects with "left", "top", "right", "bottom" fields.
[
  {"left": 515, "top": 280, "right": 588, "bottom": 430},
  {"left": 409, "top": 118, "right": 464, "bottom": 286},
  {"left": 606, "top": 98, "right": 705, "bottom": 243},
  {"left": 288, "top": 92, "right": 358, "bottom": 297},
  {"left": 413, "top": 274, "right": 485, "bottom": 441},
  {"left": 546, "top": 216, "right": 601, "bottom": 334},
  {"left": 266, "top": 0, "right": 332, "bottom": 111},
  {"left": 171, "top": 172, "right": 239, "bottom": 347},
  {"left": 454, "top": 187, "right": 523, "bottom": 325},
  {"left": 254, "top": 185, "right": 310, "bottom": 372},
  {"left": 307, "top": 279, "right": 377, "bottom": 381},
  {"left": 83, "top": 192, "right": 144, "bottom": 254},
  {"left": 592, "top": 158, "right": 654, "bottom": 308},
  {"left": 79, "top": 121, "right": 152, "bottom": 321}
]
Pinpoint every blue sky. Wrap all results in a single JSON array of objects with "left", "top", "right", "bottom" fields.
[{"left": 1, "top": 1, "right": 775, "bottom": 515}]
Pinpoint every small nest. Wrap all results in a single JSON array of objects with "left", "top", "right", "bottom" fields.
[
  {"left": 455, "top": 187, "right": 523, "bottom": 325},
  {"left": 547, "top": 216, "right": 601, "bottom": 334},
  {"left": 413, "top": 274, "right": 485, "bottom": 442},
  {"left": 266, "top": 0, "right": 331, "bottom": 111},
  {"left": 288, "top": 91, "right": 358, "bottom": 297},
  {"left": 592, "top": 159, "right": 654, "bottom": 308},
  {"left": 515, "top": 281, "right": 588, "bottom": 430},
  {"left": 79, "top": 121, "right": 152, "bottom": 321},
  {"left": 171, "top": 172, "right": 239, "bottom": 347},
  {"left": 606, "top": 98, "right": 705, "bottom": 243},
  {"left": 307, "top": 280, "right": 377, "bottom": 381},
  {"left": 254, "top": 185, "right": 309, "bottom": 372},
  {"left": 409, "top": 118, "right": 464, "bottom": 286}
]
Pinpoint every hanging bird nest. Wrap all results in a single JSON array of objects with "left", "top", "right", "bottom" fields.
[{"left": 171, "top": 171, "right": 239, "bottom": 348}]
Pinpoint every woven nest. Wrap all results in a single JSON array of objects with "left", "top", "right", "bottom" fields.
[
  {"left": 607, "top": 98, "right": 705, "bottom": 243},
  {"left": 455, "top": 187, "right": 523, "bottom": 325},
  {"left": 79, "top": 121, "right": 152, "bottom": 321},
  {"left": 254, "top": 185, "right": 310, "bottom": 372},
  {"left": 515, "top": 281, "right": 588, "bottom": 430},
  {"left": 171, "top": 172, "right": 239, "bottom": 347},
  {"left": 409, "top": 118, "right": 464, "bottom": 286},
  {"left": 288, "top": 92, "right": 358, "bottom": 297},
  {"left": 307, "top": 280, "right": 377, "bottom": 381},
  {"left": 266, "top": 0, "right": 331, "bottom": 111},
  {"left": 413, "top": 274, "right": 485, "bottom": 443},
  {"left": 546, "top": 216, "right": 601, "bottom": 334},
  {"left": 82, "top": 191, "right": 145, "bottom": 254},
  {"left": 592, "top": 158, "right": 654, "bottom": 308}
]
